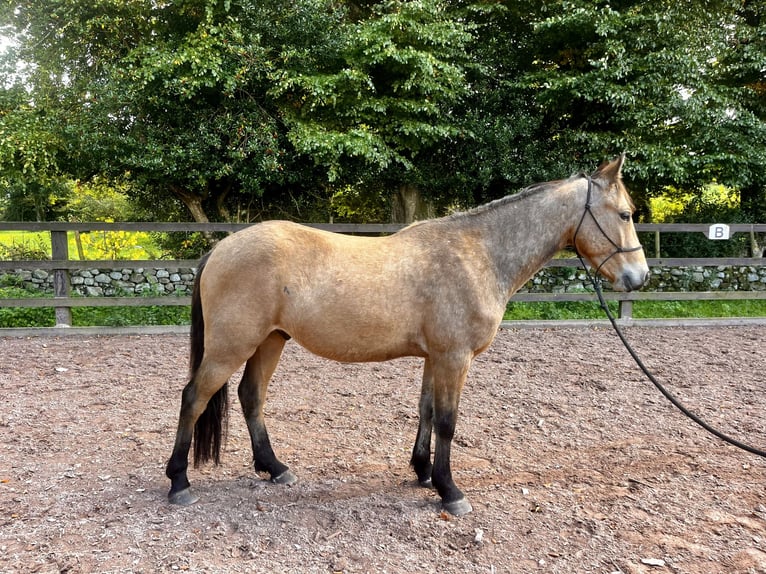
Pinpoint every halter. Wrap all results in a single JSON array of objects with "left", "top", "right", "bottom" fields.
[{"left": 573, "top": 175, "right": 643, "bottom": 278}]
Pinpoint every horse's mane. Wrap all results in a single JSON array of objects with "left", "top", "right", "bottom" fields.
[
  {"left": 397, "top": 173, "right": 583, "bottom": 234},
  {"left": 444, "top": 173, "right": 582, "bottom": 223}
]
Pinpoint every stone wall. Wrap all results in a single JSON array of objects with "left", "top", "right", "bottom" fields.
[
  {"left": 521, "top": 265, "right": 766, "bottom": 293},
  {"left": 3, "top": 263, "right": 766, "bottom": 296},
  {"left": 5, "top": 267, "right": 197, "bottom": 296}
]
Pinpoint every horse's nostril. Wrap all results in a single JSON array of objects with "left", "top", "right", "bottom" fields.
[{"left": 622, "top": 270, "right": 648, "bottom": 292}]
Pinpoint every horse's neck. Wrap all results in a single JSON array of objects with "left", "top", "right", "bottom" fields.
[{"left": 478, "top": 181, "right": 583, "bottom": 298}]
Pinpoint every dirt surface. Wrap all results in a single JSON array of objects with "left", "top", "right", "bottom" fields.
[{"left": 1, "top": 326, "right": 765, "bottom": 573}]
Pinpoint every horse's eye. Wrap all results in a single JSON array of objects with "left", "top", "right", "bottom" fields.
[{"left": 620, "top": 212, "right": 632, "bottom": 222}]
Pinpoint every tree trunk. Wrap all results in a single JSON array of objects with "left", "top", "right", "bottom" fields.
[
  {"left": 391, "top": 183, "right": 434, "bottom": 224},
  {"left": 171, "top": 185, "right": 216, "bottom": 245},
  {"left": 215, "top": 182, "right": 233, "bottom": 222},
  {"left": 739, "top": 182, "right": 765, "bottom": 257}
]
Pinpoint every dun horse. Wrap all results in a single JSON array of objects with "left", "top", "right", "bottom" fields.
[{"left": 166, "top": 156, "right": 649, "bottom": 515}]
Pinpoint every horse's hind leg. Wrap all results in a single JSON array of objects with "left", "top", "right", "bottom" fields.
[
  {"left": 166, "top": 359, "right": 240, "bottom": 505},
  {"left": 238, "top": 331, "right": 297, "bottom": 485},
  {"left": 410, "top": 359, "right": 434, "bottom": 487}
]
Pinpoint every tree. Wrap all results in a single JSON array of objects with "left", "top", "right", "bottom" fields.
[
  {"left": 457, "top": 0, "right": 766, "bottom": 218},
  {"left": 71, "top": 0, "right": 305, "bottom": 223},
  {"left": 1, "top": 0, "right": 346, "bottom": 223},
  {"left": 271, "top": 0, "right": 474, "bottom": 222},
  {"left": 0, "top": 85, "right": 69, "bottom": 221},
  {"left": 1, "top": 0, "right": 764, "bottom": 226},
  {"left": 716, "top": 0, "right": 766, "bottom": 223}
]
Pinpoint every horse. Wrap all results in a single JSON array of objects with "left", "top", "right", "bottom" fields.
[{"left": 165, "top": 155, "right": 649, "bottom": 516}]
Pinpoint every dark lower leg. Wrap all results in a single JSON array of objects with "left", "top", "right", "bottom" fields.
[
  {"left": 240, "top": 405, "right": 290, "bottom": 480},
  {"left": 238, "top": 336, "right": 293, "bottom": 483},
  {"left": 411, "top": 419, "right": 433, "bottom": 486},
  {"left": 430, "top": 353, "right": 473, "bottom": 516},
  {"left": 432, "top": 410, "right": 464, "bottom": 505},
  {"left": 410, "top": 361, "right": 434, "bottom": 485},
  {"left": 166, "top": 383, "right": 198, "bottom": 503},
  {"left": 432, "top": 414, "right": 472, "bottom": 515}
]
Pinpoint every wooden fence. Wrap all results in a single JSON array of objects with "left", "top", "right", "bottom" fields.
[{"left": 1, "top": 221, "right": 766, "bottom": 334}]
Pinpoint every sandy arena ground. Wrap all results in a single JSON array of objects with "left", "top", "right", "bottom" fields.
[{"left": 1, "top": 326, "right": 765, "bottom": 573}]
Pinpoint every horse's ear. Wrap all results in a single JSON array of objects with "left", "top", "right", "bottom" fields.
[{"left": 592, "top": 154, "right": 626, "bottom": 182}]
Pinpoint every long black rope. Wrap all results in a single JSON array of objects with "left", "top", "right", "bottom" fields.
[{"left": 579, "top": 258, "right": 766, "bottom": 459}]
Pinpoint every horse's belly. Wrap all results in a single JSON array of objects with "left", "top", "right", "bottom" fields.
[{"left": 285, "top": 313, "right": 426, "bottom": 363}]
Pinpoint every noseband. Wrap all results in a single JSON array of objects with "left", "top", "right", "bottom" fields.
[{"left": 573, "top": 175, "right": 643, "bottom": 277}]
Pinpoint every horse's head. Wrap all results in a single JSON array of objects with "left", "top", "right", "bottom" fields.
[{"left": 572, "top": 155, "right": 650, "bottom": 292}]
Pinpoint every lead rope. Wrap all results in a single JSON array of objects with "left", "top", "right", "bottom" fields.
[{"left": 577, "top": 256, "right": 766, "bottom": 459}]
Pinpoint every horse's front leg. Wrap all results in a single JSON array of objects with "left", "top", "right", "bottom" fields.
[
  {"left": 410, "top": 359, "right": 434, "bottom": 487},
  {"left": 238, "top": 332, "right": 297, "bottom": 485},
  {"left": 431, "top": 353, "right": 473, "bottom": 516}
]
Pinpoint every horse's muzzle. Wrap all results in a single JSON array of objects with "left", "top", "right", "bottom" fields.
[{"left": 617, "top": 268, "right": 650, "bottom": 292}]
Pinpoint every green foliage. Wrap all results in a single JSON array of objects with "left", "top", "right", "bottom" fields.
[
  {"left": 504, "top": 299, "right": 766, "bottom": 321},
  {"left": 0, "top": 287, "right": 54, "bottom": 327},
  {"left": 76, "top": 230, "right": 157, "bottom": 260},
  {"left": 272, "top": 0, "right": 474, "bottom": 183},
  {"left": 0, "top": 85, "right": 71, "bottom": 221},
  {"left": 1, "top": 0, "right": 764, "bottom": 224},
  {"left": 504, "top": 300, "right": 618, "bottom": 320},
  {"left": 67, "top": 178, "right": 146, "bottom": 222},
  {"left": 0, "top": 235, "right": 50, "bottom": 260},
  {"left": 330, "top": 186, "right": 390, "bottom": 223},
  {"left": 654, "top": 183, "right": 752, "bottom": 257},
  {"left": 0, "top": 230, "right": 159, "bottom": 260},
  {"left": 459, "top": 0, "right": 766, "bottom": 214},
  {"left": 70, "top": 303, "right": 191, "bottom": 327},
  {"left": 151, "top": 231, "right": 215, "bottom": 259},
  {"left": 635, "top": 300, "right": 766, "bottom": 319},
  {"left": 0, "top": 286, "right": 191, "bottom": 327}
]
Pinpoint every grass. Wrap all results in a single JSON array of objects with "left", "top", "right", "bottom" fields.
[
  {"left": 633, "top": 299, "right": 766, "bottom": 319},
  {"left": 503, "top": 299, "right": 766, "bottom": 321},
  {"left": 0, "top": 230, "right": 158, "bottom": 260},
  {"left": 0, "top": 286, "right": 191, "bottom": 328}
]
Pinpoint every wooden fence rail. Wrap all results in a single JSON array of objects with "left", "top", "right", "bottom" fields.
[{"left": 1, "top": 222, "right": 765, "bottom": 332}]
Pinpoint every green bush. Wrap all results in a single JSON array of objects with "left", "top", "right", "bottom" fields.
[
  {"left": 0, "top": 237, "right": 50, "bottom": 260},
  {"left": 150, "top": 231, "right": 213, "bottom": 259},
  {"left": 0, "top": 287, "right": 191, "bottom": 328},
  {"left": 650, "top": 184, "right": 751, "bottom": 258},
  {"left": 504, "top": 300, "right": 619, "bottom": 320},
  {"left": 0, "top": 287, "right": 55, "bottom": 327},
  {"left": 71, "top": 304, "right": 190, "bottom": 326}
]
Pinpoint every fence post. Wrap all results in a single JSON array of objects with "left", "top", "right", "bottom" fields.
[
  {"left": 618, "top": 299, "right": 633, "bottom": 321},
  {"left": 51, "top": 230, "right": 72, "bottom": 327}
]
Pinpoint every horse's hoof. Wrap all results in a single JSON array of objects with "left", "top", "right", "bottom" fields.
[
  {"left": 168, "top": 488, "right": 199, "bottom": 506},
  {"left": 442, "top": 497, "right": 473, "bottom": 516},
  {"left": 418, "top": 478, "right": 433, "bottom": 489},
  {"left": 271, "top": 469, "right": 298, "bottom": 485}
]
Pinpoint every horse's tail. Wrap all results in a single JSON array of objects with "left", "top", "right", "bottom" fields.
[{"left": 189, "top": 252, "right": 229, "bottom": 468}]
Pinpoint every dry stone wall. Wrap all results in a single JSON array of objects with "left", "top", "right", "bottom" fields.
[
  {"left": 521, "top": 265, "right": 766, "bottom": 293},
  {"left": 7, "top": 267, "right": 197, "bottom": 296}
]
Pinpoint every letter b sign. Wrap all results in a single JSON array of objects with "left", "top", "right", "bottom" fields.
[{"left": 708, "top": 224, "right": 730, "bottom": 240}]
